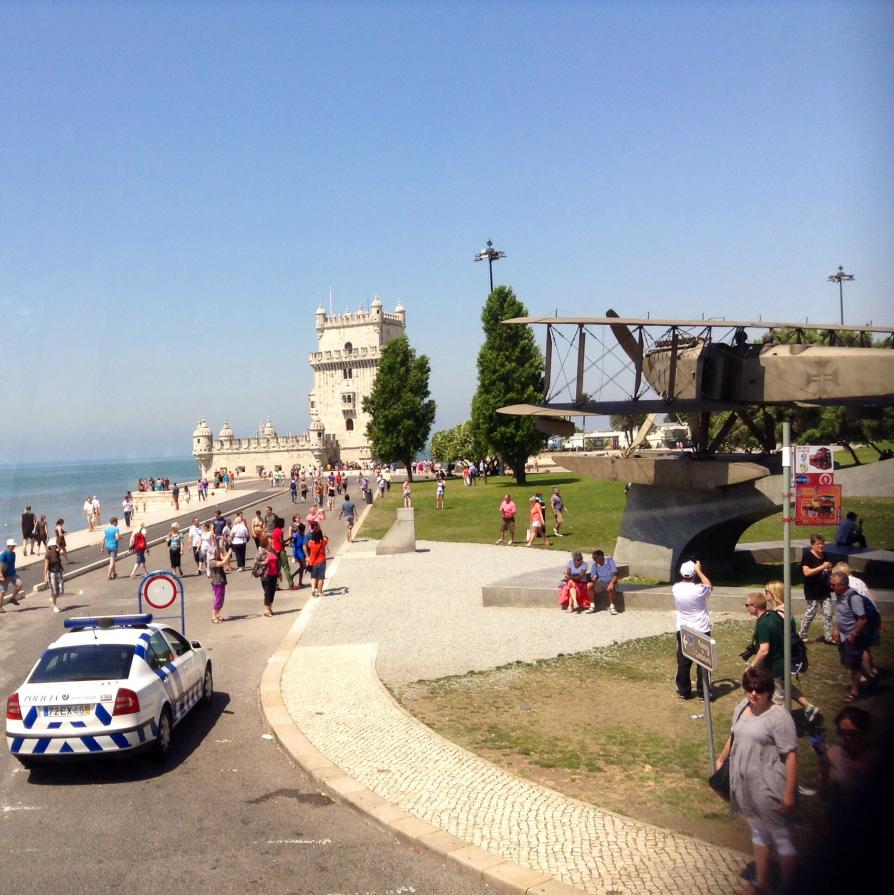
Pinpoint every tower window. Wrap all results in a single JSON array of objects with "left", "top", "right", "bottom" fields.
[
  {"left": 344, "top": 341, "right": 353, "bottom": 352},
  {"left": 343, "top": 367, "right": 353, "bottom": 379},
  {"left": 346, "top": 419, "right": 354, "bottom": 431}
]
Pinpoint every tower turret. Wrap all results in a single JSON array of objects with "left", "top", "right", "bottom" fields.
[{"left": 192, "top": 417, "right": 213, "bottom": 476}]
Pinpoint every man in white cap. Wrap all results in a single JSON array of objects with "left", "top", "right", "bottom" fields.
[
  {"left": 0, "top": 538, "right": 25, "bottom": 610},
  {"left": 672, "top": 558, "right": 713, "bottom": 700},
  {"left": 44, "top": 537, "right": 64, "bottom": 612}
]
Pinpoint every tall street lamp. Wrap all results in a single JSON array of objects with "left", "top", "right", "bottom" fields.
[
  {"left": 827, "top": 265, "right": 855, "bottom": 325},
  {"left": 474, "top": 239, "right": 506, "bottom": 293}
]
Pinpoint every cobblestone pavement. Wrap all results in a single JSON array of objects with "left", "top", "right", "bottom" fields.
[{"left": 278, "top": 540, "right": 749, "bottom": 894}]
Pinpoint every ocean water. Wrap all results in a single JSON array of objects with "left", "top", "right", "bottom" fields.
[{"left": 0, "top": 457, "right": 199, "bottom": 538}]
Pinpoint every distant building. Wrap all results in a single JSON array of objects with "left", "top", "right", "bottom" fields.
[{"left": 192, "top": 297, "right": 407, "bottom": 476}]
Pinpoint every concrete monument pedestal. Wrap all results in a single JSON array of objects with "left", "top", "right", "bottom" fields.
[{"left": 376, "top": 508, "right": 416, "bottom": 555}]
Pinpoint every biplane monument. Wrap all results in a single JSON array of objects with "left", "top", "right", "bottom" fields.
[{"left": 499, "top": 310, "right": 894, "bottom": 580}]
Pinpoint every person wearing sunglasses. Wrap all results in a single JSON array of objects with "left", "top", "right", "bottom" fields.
[{"left": 716, "top": 667, "right": 799, "bottom": 895}]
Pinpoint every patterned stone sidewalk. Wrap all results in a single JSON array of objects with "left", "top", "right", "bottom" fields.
[{"left": 281, "top": 640, "right": 746, "bottom": 895}]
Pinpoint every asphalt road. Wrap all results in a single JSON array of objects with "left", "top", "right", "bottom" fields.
[{"left": 0, "top": 488, "right": 489, "bottom": 895}]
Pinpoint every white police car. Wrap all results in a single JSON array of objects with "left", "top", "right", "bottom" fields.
[{"left": 5, "top": 614, "right": 212, "bottom": 767}]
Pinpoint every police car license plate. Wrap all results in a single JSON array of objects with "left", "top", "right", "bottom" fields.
[{"left": 42, "top": 705, "right": 90, "bottom": 717}]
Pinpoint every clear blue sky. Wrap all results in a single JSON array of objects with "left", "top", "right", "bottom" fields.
[{"left": 3, "top": 0, "right": 891, "bottom": 462}]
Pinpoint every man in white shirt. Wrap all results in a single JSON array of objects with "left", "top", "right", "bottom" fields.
[
  {"left": 83, "top": 497, "right": 95, "bottom": 532},
  {"left": 188, "top": 517, "right": 204, "bottom": 574},
  {"left": 586, "top": 549, "right": 620, "bottom": 615},
  {"left": 672, "top": 559, "right": 713, "bottom": 700}
]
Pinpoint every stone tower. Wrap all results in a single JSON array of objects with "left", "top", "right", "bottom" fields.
[
  {"left": 192, "top": 418, "right": 213, "bottom": 477},
  {"left": 307, "top": 297, "right": 407, "bottom": 463}
]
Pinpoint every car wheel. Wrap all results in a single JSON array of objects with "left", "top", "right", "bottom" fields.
[
  {"left": 153, "top": 705, "right": 173, "bottom": 761},
  {"left": 200, "top": 663, "right": 213, "bottom": 708}
]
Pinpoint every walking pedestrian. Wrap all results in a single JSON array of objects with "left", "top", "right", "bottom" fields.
[
  {"left": 183, "top": 483, "right": 191, "bottom": 506},
  {"left": 83, "top": 497, "right": 95, "bottom": 531},
  {"left": 291, "top": 522, "right": 307, "bottom": 588},
  {"left": 188, "top": 517, "right": 204, "bottom": 574},
  {"left": 44, "top": 538, "right": 64, "bottom": 612},
  {"left": 21, "top": 506, "right": 36, "bottom": 555},
  {"left": 129, "top": 527, "right": 150, "bottom": 578},
  {"left": 339, "top": 493, "right": 356, "bottom": 543},
  {"left": 799, "top": 534, "right": 834, "bottom": 645},
  {"left": 251, "top": 510, "right": 265, "bottom": 550},
  {"left": 402, "top": 480, "right": 412, "bottom": 508},
  {"left": 171, "top": 482, "right": 180, "bottom": 510},
  {"left": 166, "top": 522, "right": 184, "bottom": 576},
  {"left": 92, "top": 496, "right": 103, "bottom": 526},
  {"left": 271, "top": 516, "right": 294, "bottom": 589},
  {"left": 524, "top": 496, "right": 550, "bottom": 547},
  {"left": 551, "top": 487, "right": 567, "bottom": 537},
  {"left": 306, "top": 526, "right": 329, "bottom": 597},
  {"left": 54, "top": 519, "right": 69, "bottom": 564},
  {"left": 122, "top": 492, "right": 134, "bottom": 528},
  {"left": 830, "top": 571, "right": 872, "bottom": 703},
  {"left": 230, "top": 513, "right": 250, "bottom": 571},
  {"left": 715, "top": 666, "right": 799, "bottom": 895},
  {"left": 208, "top": 543, "right": 232, "bottom": 624},
  {"left": 496, "top": 493, "right": 516, "bottom": 545},
  {"left": 33, "top": 515, "right": 48, "bottom": 555},
  {"left": 103, "top": 517, "right": 121, "bottom": 579},
  {"left": 672, "top": 559, "right": 713, "bottom": 700},
  {"left": 436, "top": 476, "right": 445, "bottom": 510},
  {"left": 290, "top": 478, "right": 298, "bottom": 503},
  {"left": 0, "top": 539, "right": 24, "bottom": 610},
  {"left": 258, "top": 537, "right": 279, "bottom": 616}
]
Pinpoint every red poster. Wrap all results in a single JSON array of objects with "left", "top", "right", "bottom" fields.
[{"left": 795, "top": 484, "right": 842, "bottom": 527}]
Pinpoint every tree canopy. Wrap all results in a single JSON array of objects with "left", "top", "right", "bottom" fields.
[
  {"left": 431, "top": 421, "right": 475, "bottom": 465},
  {"left": 470, "top": 286, "right": 545, "bottom": 484},
  {"left": 362, "top": 335, "right": 436, "bottom": 480}
]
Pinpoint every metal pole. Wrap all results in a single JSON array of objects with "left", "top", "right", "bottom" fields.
[
  {"left": 703, "top": 674, "right": 715, "bottom": 768},
  {"left": 489, "top": 259, "right": 494, "bottom": 294},
  {"left": 839, "top": 279, "right": 844, "bottom": 325},
  {"left": 782, "top": 420, "right": 792, "bottom": 711}
]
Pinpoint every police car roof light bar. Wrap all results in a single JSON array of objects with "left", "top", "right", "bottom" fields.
[{"left": 63, "top": 614, "right": 154, "bottom": 630}]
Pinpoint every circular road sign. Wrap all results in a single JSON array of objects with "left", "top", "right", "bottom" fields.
[
  {"left": 141, "top": 572, "right": 179, "bottom": 610},
  {"left": 818, "top": 472, "right": 834, "bottom": 485}
]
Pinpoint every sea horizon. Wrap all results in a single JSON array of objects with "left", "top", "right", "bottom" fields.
[{"left": 1, "top": 455, "right": 199, "bottom": 540}]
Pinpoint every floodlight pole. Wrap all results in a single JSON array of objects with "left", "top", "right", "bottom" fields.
[
  {"left": 474, "top": 239, "right": 506, "bottom": 294},
  {"left": 828, "top": 265, "right": 855, "bottom": 325},
  {"left": 782, "top": 421, "right": 792, "bottom": 711}
]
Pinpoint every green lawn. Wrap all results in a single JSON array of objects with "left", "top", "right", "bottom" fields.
[{"left": 361, "top": 457, "right": 894, "bottom": 585}]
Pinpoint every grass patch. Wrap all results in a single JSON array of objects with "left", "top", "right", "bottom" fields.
[
  {"left": 394, "top": 619, "right": 894, "bottom": 852},
  {"left": 360, "top": 466, "right": 894, "bottom": 585}
]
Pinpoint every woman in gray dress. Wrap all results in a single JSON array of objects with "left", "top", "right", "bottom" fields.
[{"left": 716, "top": 666, "right": 799, "bottom": 895}]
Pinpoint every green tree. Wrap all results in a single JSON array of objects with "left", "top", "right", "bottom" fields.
[
  {"left": 470, "top": 286, "right": 546, "bottom": 485},
  {"left": 431, "top": 422, "right": 475, "bottom": 465},
  {"left": 610, "top": 413, "right": 648, "bottom": 447},
  {"left": 362, "top": 335, "right": 436, "bottom": 480}
]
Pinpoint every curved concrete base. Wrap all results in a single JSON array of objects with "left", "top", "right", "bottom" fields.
[
  {"left": 375, "top": 507, "right": 417, "bottom": 555},
  {"left": 614, "top": 458, "right": 893, "bottom": 582}
]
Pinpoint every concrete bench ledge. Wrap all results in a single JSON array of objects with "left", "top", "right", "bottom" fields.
[{"left": 483, "top": 564, "right": 630, "bottom": 610}]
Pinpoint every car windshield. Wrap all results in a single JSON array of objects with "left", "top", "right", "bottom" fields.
[{"left": 29, "top": 645, "right": 135, "bottom": 683}]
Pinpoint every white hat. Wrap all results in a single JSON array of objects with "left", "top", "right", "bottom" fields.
[
  {"left": 6, "top": 538, "right": 16, "bottom": 547},
  {"left": 679, "top": 560, "right": 697, "bottom": 578},
  {"left": 47, "top": 537, "right": 57, "bottom": 547}
]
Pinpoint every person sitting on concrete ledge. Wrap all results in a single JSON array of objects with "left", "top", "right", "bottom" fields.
[
  {"left": 835, "top": 512, "right": 867, "bottom": 549},
  {"left": 559, "top": 551, "right": 591, "bottom": 613},
  {"left": 587, "top": 549, "right": 620, "bottom": 615}
]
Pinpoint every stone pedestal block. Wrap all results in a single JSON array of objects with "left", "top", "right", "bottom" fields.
[{"left": 376, "top": 508, "right": 416, "bottom": 555}]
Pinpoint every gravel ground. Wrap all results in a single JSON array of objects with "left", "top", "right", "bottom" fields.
[{"left": 300, "top": 539, "right": 738, "bottom": 685}]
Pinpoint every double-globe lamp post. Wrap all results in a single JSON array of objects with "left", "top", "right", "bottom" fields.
[
  {"left": 828, "top": 265, "right": 855, "bottom": 325},
  {"left": 474, "top": 239, "right": 506, "bottom": 294}
]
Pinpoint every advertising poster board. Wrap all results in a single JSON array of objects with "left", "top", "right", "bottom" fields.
[
  {"left": 794, "top": 483, "right": 842, "bottom": 526},
  {"left": 792, "top": 445, "right": 836, "bottom": 486}
]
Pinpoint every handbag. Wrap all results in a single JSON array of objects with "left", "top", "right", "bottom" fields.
[
  {"left": 708, "top": 705, "right": 747, "bottom": 801},
  {"left": 708, "top": 757, "right": 731, "bottom": 801}
]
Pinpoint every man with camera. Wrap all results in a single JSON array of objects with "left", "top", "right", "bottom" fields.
[
  {"left": 744, "top": 592, "right": 818, "bottom": 721},
  {"left": 672, "top": 559, "right": 713, "bottom": 700}
]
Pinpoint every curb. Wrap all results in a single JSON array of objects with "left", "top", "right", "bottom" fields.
[
  {"left": 259, "top": 509, "right": 586, "bottom": 895},
  {"left": 29, "top": 489, "right": 288, "bottom": 594}
]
